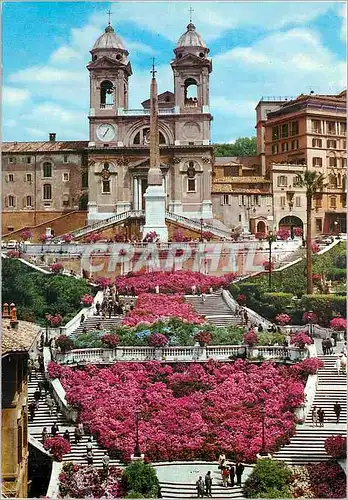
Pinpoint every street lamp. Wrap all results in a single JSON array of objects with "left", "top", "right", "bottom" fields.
[
  {"left": 133, "top": 410, "right": 142, "bottom": 457},
  {"left": 259, "top": 401, "right": 268, "bottom": 457},
  {"left": 266, "top": 230, "right": 276, "bottom": 291},
  {"left": 334, "top": 220, "right": 339, "bottom": 236},
  {"left": 200, "top": 217, "right": 204, "bottom": 242}
]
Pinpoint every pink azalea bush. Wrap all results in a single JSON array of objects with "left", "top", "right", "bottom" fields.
[
  {"left": 115, "top": 270, "right": 236, "bottom": 295},
  {"left": 293, "top": 227, "right": 303, "bottom": 237},
  {"left": 122, "top": 293, "right": 204, "bottom": 327},
  {"left": 101, "top": 334, "right": 120, "bottom": 347},
  {"left": 54, "top": 360, "right": 304, "bottom": 463},
  {"left": 46, "top": 313, "right": 63, "bottom": 327},
  {"left": 59, "top": 462, "right": 124, "bottom": 498},
  {"left": 50, "top": 262, "right": 64, "bottom": 274},
  {"left": 311, "top": 242, "right": 320, "bottom": 254},
  {"left": 81, "top": 294, "right": 94, "bottom": 306},
  {"left": 202, "top": 231, "right": 214, "bottom": 241},
  {"left": 21, "top": 229, "right": 32, "bottom": 240},
  {"left": 312, "top": 274, "right": 322, "bottom": 282},
  {"left": 243, "top": 330, "right": 258, "bottom": 346},
  {"left": 306, "top": 462, "right": 346, "bottom": 498},
  {"left": 330, "top": 317, "right": 346, "bottom": 331},
  {"left": 292, "top": 358, "right": 324, "bottom": 377},
  {"left": 172, "top": 228, "right": 187, "bottom": 242},
  {"left": 302, "top": 311, "right": 318, "bottom": 324},
  {"left": 7, "top": 250, "right": 20, "bottom": 258},
  {"left": 148, "top": 333, "right": 169, "bottom": 347},
  {"left": 255, "top": 232, "right": 266, "bottom": 241},
  {"left": 263, "top": 260, "right": 275, "bottom": 271},
  {"left": 85, "top": 232, "right": 102, "bottom": 244},
  {"left": 55, "top": 334, "right": 74, "bottom": 353},
  {"left": 39, "top": 233, "right": 48, "bottom": 243},
  {"left": 290, "top": 331, "right": 313, "bottom": 349},
  {"left": 237, "top": 294, "right": 247, "bottom": 305},
  {"left": 47, "top": 361, "right": 63, "bottom": 379},
  {"left": 44, "top": 436, "right": 71, "bottom": 461},
  {"left": 276, "top": 229, "right": 290, "bottom": 240},
  {"left": 275, "top": 313, "right": 291, "bottom": 325},
  {"left": 61, "top": 233, "right": 73, "bottom": 243},
  {"left": 324, "top": 435, "right": 347, "bottom": 459},
  {"left": 194, "top": 331, "right": 213, "bottom": 346},
  {"left": 143, "top": 231, "right": 159, "bottom": 243}
]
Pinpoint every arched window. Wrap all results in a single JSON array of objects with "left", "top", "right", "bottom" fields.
[
  {"left": 187, "top": 162, "right": 196, "bottom": 192},
  {"left": 8, "top": 195, "right": 15, "bottom": 207},
  {"left": 184, "top": 78, "right": 198, "bottom": 106},
  {"left": 100, "top": 80, "right": 114, "bottom": 108},
  {"left": 43, "top": 184, "right": 52, "bottom": 200},
  {"left": 329, "top": 174, "right": 337, "bottom": 188},
  {"left": 26, "top": 195, "right": 33, "bottom": 207},
  {"left": 132, "top": 128, "right": 167, "bottom": 145},
  {"left": 43, "top": 162, "right": 52, "bottom": 178}
]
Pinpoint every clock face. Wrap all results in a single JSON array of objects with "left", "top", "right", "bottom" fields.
[{"left": 96, "top": 124, "right": 116, "bottom": 142}]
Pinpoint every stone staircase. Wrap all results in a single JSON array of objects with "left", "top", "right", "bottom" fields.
[
  {"left": 159, "top": 481, "right": 244, "bottom": 498},
  {"left": 72, "top": 315, "right": 122, "bottom": 335},
  {"left": 28, "top": 373, "right": 121, "bottom": 468},
  {"left": 274, "top": 354, "right": 347, "bottom": 465},
  {"left": 185, "top": 294, "right": 242, "bottom": 327}
]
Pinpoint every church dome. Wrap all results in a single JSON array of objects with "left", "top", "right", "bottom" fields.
[
  {"left": 176, "top": 23, "right": 207, "bottom": 48},
  {"left": 92, "top": 25, "right": 125, "bottom": 50}
]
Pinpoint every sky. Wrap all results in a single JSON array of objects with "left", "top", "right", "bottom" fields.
[{"left": 2, "top": 1, "right": 347, "bottom": 143}]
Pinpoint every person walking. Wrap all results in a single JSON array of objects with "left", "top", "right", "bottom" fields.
[
  {"left": 29, "top": 402, "right": 36, "bottom": 422},
  {"left": 229, "top": 464, "right": 235, "bottom": 487},
  {"left": 63, "top": 430, "right": 70, "bottom": 442},
  {"left": 321, "top": 339, "right": 326, "bottom": 355},
  {"left": 41, "top": 427, "right": 49, "bottom": 445},
  {"left": 342, "top": 342, "right": 347, "bottom": 356},
  {"left": 34, "top": 386, "right": 41, "bottom": 408},
  {"left": 46, "top": 394, "right": 55, "bottom": 417},
  {"left": 330, "top": 337, "right": 335, "bottom": 355},
  {"left": 243, "top": 311, "right": 248, "bottom": 325},
  {"left": 74, "top": 426, "right": 82, "bottom": 444},
  {"left": 78, "top": 422, "right": 84, "bottom": 436},
  {"left": 155, "top": 285, "right": 160, "bottom": 294},
  {"left": 28, "top": 359, "right": 33, "bottom": 382},
  {"left": 218, "top": 452, "right": 226, "bottom": 470},
  {"left": 334, "top": 356, "right": 341, "bottom": 375},
  {"left": 86, "top": 450, "right": 94, "bottom": 466},
  {"left": 196, "top": 476, "right": 205, "bottom": 498},
  {"left": 318, "top": 408, "right": 325, "bottom": 427},
  {"left": 204, "top": 471, "right": 213, "bottom": 497},
  {"left": 340, "top": 353, "right": 347, "bottom": 374},
  {"left": 86, "top": 437, "right": 93, "bottom": 454},
  {"left": 201, "top": 292, "right": 206, "bottom": 303},
  {"left": 102, "top": 451, "right": 110, "bottom": 475},
  {"left": 51, "top": 422, "right": 59, "bottom": 437},
  {"left": 235, "top": 462, "right": 245, "bottom": 487},
  {"left": 257, "top": 323, "right": 263, "bottom": 333},
  {"left": 333, "top": 402, "right": 342, "bottom": 423},
  {"left": 222, "top": 466, "right": 230, "bottom": 488},
  {"left": 311, "top": 405, "right": 318, "bottom": 427}
]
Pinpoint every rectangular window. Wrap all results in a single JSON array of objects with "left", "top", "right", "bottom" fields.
[
  {"left": 187, "top": 178, "right": 196, "bottom": 192},
  {"left": 312, "top": 138, "right": 322, "bottom": 147},
  {"left": 281, "top": 123, "right": 289, "bottom": 138},
  {"left": 329, "top": 157, "right": 337, "bottom": 167},
  {"left": 291, "top": 139, "right": 299, "bottom": 150},
  {"left": 224, "top": 166, "right": 238, "bottom": 177},
  {"left": 281, "top": 142, "right": 288, "bottom": 152},
  {"left": 340, "top": 122, "right": 347, "bottom": 135},
  {"left": 238, "top": 214, "right": 242, "bottom": 222},
  {"left": 63, "top": 172, "right": 70, "bottom": 181},
  {"left": 43, "top": 162, "right": 52, "bottom": 178},
  {"left": 295, "top": 196, "right": 301, "bottom": 207},
  {"left": 43, "top": 184, "right": 52, "bottom": 200},
  {"left": 342, "top": 140, "right": 346, "bottom": 150},
  {"left": 82, "top": 171, "right": 88, "bottom": 188},
  {"left": 9, "top": 157, "right": 15, "bottom": 164},
  {"left": 315, "top": 196, "right": 322, "bottom": 208},
  {"left": 102, "top": 180, "right": 111, "bottom": 193},
  {"left": 8, "top": 195, "right": 15, "bottom": 207},
  {"left": 293, "top": 175, "right": 301, "bottom": 187},
  {"left": 271, "top": 143, "right": 278, "bottom": 154},
  {"left": 277, "top": 175, "right": 287, "bottom": 187},
  {"left": 26, "top": 157, "right": 31, "bottom": 164},
  {"left": 63, "top": 155, "right": 68, "bottom": 163},
  {"left": 311, "top": 120, "right": 322, "bottom": 134},
  {"left": 290, "top": 121, "right": 299, "bottom": 136},
  {"left": 312, "top": 157, "right": 322, "bottom": 167},
  {"left": 8, "top": 174, "right": 14, "bottom": 182},
  {"left": 327, "top": 121, "right": 336, "bottom": 135},
  {"left": 26, "top": 195, "right": 33, "bottom": 207},
  {"left": 26, "top": 173, "right": 32, "bottom": 182},
  {"left": 342, "top": 158, "right": 347, "bottom": 168},
  {"left": 272, "top": 126, "right": 279, "bottom": 140},
  {"left": 280, "top": 196, "right": 286, "bottom": 207},
  {"left": 223, "top": 194, "right": 230, "bottom": 205},
  {"left": 330, "top": 197, "right": 337, "bottom": 208},
  {"left": 327, "top": 140, "right": 337, "bottom": 148},
  {"left": 316, "top": 218, "right": 323, "bottom": 232},
  {"left": 341, "top": 194, "right": 346, "bottom": 207}
]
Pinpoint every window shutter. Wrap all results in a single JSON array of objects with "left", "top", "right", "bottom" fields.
[
  {"left": 23, "top": 196, "right": 26, "bottom": 208},
  {"left": 220, "top": 196, "right": 224, "bottom": 206},
  {"left": 5, "top": 174, "right": 8, "bottom": 183},
  {"left": 4, "top": 196, "right": 8, "bottom": 207}
]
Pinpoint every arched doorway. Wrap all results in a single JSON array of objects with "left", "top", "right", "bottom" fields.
[
  {"left": 279, "top": 215, "right": 303, "bottom": 239},
  {"left": 256, "top": 220, "right": 266, "bottom": 233}
]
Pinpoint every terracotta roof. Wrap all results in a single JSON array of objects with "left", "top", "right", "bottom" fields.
[
  {"left": 214, "top": 157, "right": 240, "bottom": 165},
  {"left": 2, "top": 319, "right": 40, "bottom": 355},
  {"left": 214, "top": 176, "right": 270, "bottom": 183},
  {"left": 2, "top": 141, "right": 88, "bottom": 153}
]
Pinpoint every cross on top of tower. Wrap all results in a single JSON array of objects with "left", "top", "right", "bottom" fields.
[
  {"left": 189, "top": 6, "right": 194, "bottom": 23},
  {"left": 151, "top": 57, "right": 157, "bottom": 78},
  {"left": 107, "top": 10, "right": 112, "bottom": 25}
]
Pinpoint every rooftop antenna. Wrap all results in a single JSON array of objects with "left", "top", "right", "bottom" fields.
[
  {"left": 189, "top": 6, "right": 194, "bottom": 23},
  {"left": 151, "top": 57, "right": 157, "bottom": 78},
  {"left": 107, "top": 9, "right": 112, "bottom": 26}
]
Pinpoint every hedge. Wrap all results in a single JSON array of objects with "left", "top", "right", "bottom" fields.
[
  {"left": 263, "top": 292, "right": 293, "bottom": 312},
  {"left": 300, "top": 294, "right": 346, "bottom": 325},
  {"left": 326, "top": 268, "right": 346, "bottom": 281}
]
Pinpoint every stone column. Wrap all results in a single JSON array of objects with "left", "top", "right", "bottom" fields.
[
  {"left": 133, "top": 177, "right": 139, "bottom": 210},
  {"left": 138, "top": 179, "right": 142, "bottom": 210}
]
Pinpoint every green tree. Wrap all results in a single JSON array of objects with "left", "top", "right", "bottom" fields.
[
  {"left": 243, "top": 459, "right": 292, "bottom": 498},
  {"left": 214, "top": 137, "right": 257, "bottom": 157},
  {"left": 124, "top": 461, "right": 159, "bottom": 498},
  {"left": 295, "top": 170, "right": 325, "bottom": 294}
]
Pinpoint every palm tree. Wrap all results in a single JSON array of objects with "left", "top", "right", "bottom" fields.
[{"left": 296, "top": 170, "right": 325, "bottom": 294}]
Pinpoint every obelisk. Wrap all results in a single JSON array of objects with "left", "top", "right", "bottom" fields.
[{"left": 142, "top": 62, "right": 168, "bottom": 242}]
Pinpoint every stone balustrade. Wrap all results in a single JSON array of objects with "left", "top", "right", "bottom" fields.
[{"left": 55, "top": 344, "right": 306, "bottom": 365}]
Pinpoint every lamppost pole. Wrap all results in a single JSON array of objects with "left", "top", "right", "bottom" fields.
[
  {"left": 267, "top": 230, "right": 274, "bottom": 291},
  {"left": 133, "top": 410, "right": 141, "bottom": 457},
  {"left": 260, "top": 401, "right": 267, "bottom": 456},
  {"left": 200, "top": 217, "right": 203, "bottom": 242}
]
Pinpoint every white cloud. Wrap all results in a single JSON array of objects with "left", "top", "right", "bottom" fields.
[
  {"left": 10, "top": 66, "right": 86, "bottom": 84},
  {"left": 339, "top": 2, "right": 347, "bottom": 41},
  {"left": 50, "top": 46, "right": 83, "bottom": 65},
  {"left": 3, "top": 87, "right": 30, "bottom": 106}
]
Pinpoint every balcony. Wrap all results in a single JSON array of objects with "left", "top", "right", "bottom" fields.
[
  {"left": 121, "top": 108, "right": 175, "bottom": 116},
  {"left": 100, "top": 104, "right": 113, "bottom": 109}
]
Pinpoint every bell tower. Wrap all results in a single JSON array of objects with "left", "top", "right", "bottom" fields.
[{"left": 87, "top": 21, "right": 132, "bottom": 146}]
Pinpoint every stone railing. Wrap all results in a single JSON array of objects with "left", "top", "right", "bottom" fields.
[
  {"left": 295, "top": 343, "right": 318, "bottom": 423},
  {"left": 55, "top": 344, "right": 306, "bottom": 365},
  {"left": 121, "top": 108, "right": 175, "bottom": 115},
  {"left": 223, "top": 290, "right": 272, "bottom": 329},
  {"left": 165, "top": 211, "right": 232, "bottom": 240}
]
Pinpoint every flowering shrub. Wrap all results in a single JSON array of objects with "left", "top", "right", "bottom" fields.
[
  {"left": 93, "top": 276, "right": 113, "bottom": 289},
  {"left": 290, "top": 331, "right": 312, "bottom": 349},
  {"left": 263, "top": 260, "right": 275, "bottom": 271},
  {"left": 61, "top": 233, "right": 73, "bottom": 243},
  {"left": 172, "top": 228, "right": 186, "bottom": 242},
  {"left": 21, "top": 229, "right": 32, "bottom": 240},
  {"left": 194, "top": 331, "right": 213, "bottom": 346},
  {"left": 119, "top": 248, "right": 127, "bottom": 257},
  {"left": 59, "top": 462, "right": 124, "bottom": 498},
  {"left": 292, "top": 358, "right": 324, "bottom": 377},
  {"left": 237, "top": 294, "right": 247, "bottom": 305},
  {"left": 311, "top": 242, "right": 320, "bottom": 254},
  {"left": 115, "top": 270, "right": 236, "bottom": 295},
  {"left": 81, "top": 294, "right": 94, "bottom": 306},
  {"left": 46, "top": 313, "right": 63, "bottom": 327},
  {"left": 47, "top": 361, "right": 63, "bottom": 379},
  {"left": 312, "top": 274, "right": 322, "bottom": 282},
  {"left": 39, "top": 233, "right": 48, "bottom": 243},
  {"left": 148, "top": 333, "right": 169, "bottom": 347},
  {"left": 325, "top": 435, "right": 347, "bottom": 459},
  {"left": 255, "top": 232, "right": 266, "bottom": 241},
  {"left": 114, "top": 233, "right": 125, "bottom": 242},
  {"left": 50, "top": 262, "right": 64, "bottom": 274},
  {"left": 289, "top": 465, "right": 314, "bottom": 498},
  {"left": 7, "top": 250, "right": 20, "bottom": 258},
  {"left": 57, "top": 360, "right": 304, "bottom": 463},
  {"left": 302, "top": 311, "right": 318, "bottom": 324},
  {"left": 275, "top": 313, "right": 291, "bottom": 325},
  {"left": 122, "top": 294, "right": 204, "bottom": 327},
  {"left": 85, "top": 232, "right": 102, "bottom": 243},
  {"left": 101, "top": 334, "right": 120, "bottom": 348},
  {"left": 55, "top": 334, "right": 74, "bottom": 353},
  {"left": 143, "top": 231, "right": 159, "bottom": 243},
  {"left": 330, "top": 317, "right": 346, "bottom": 331},
  {"left": 276, "top": 229, "right": 290, "bottom": 240},
  {"left": 202, "top": 231, "right": 214, "bottom": 241},
  {"left": 243, "top": 330, "right": 258, "bottom": 346},
  {"left": 44, "top": 436, "right": 71, "bottom": 461},
  {"left": 306, "top": 461, "right": 346, "bottom": 498},
  {"left": 293, "top": 227, "right": 303, "bottom": 237}
]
